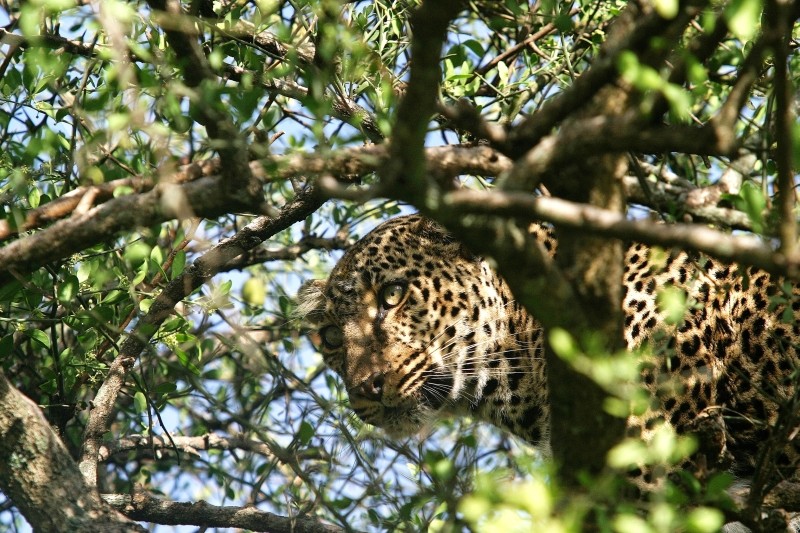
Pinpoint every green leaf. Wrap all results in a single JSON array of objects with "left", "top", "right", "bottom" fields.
[
  {"left": 149, "top": 245, "right": 164, "bottom": 266},
  {"left": 685, "top": 507, "right": 724, "bottom": 533},
  {"left": 656, "top": 287, "right": 688, "bottom": 326},
  {"left": 791, "top": 122, "right": 800, "bottom": 169},
  {"left": 461, "top": 39, "right": 484, "bottom": 57},
  {"left": 298, "top": 420, "right": 314, "bottom": 444},
  {"left": 738, "top": 181, "right": 766, "bottom": 233},
  {"left": 57, "top": 275, "right": 79, "bottom": 302},
  {"left": 654, "top": 0, "right": 679, "bottom": 19},
  {"left": 139, "top": 298, "right": 153, "bottom": 313},
  {"left": 171, "top": 250, "right": 186, "bottom": 278},
  {"left": 133, "top": 391, "right": 147, "bottom": 413},
  {"left": 154, "top": 382, "right": 177, "bottom": 395},
  {"left": 26, "top": 329, "right": 50, "bottom": 349},
  {"left": 103, "top": 290, "right": 127, "bottom": 305},
  {"left": 132, "top": 260, "right": 149, "bottom": 286},
  {"left": 242, "top": 277, "right": 266, "bottom": 307},
  {"left": 175, "top": 348, "right": 201, "bottom": 375},
  {"left": 0, "top": 281, "right": 22, "bottom": 304},
  {"left": 125, "top": 241, "right": 151, "bottom": 266},
  {"left": 77, "top": 261, "right": 94, "bottom": 283},
  {"left": 107, "top": 112, "right": 130, "bottom": 132},
  {"left": 330, "top": 497, "right": 353, "bottom": 510},
  {"left": 219, "top": 280, "right": 232, "bottom": 295},
  {"left": 724, "top": 0, "right": 763, "bottom": 42},
  {"left": 28, "top": 186, "right": 41, "bottom": 208},
  {"left": 548, "top": 328, "right": 578, "bottom": 359},
  {"left": 613, "top": 512, "right": 654, "bottom": 533},
  {"left": 0, "top": 335, "right": 13, "bottom": 356},
  {"left": 496, "top": 61, "right": 509, "bottom": 85}
]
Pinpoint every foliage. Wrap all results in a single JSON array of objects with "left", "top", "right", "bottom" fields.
[{"left": 0, "top": 0, "right": 799, "bottom": 531}]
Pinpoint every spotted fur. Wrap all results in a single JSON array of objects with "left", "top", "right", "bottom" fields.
[{"left": 297, "top": 214, "right": 800, "bottom": 476}]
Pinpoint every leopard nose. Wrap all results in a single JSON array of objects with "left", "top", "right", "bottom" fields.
[{"left": 351, "top": 372, "right": 384, "bottom": 402}]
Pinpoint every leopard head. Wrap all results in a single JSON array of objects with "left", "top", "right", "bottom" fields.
[{"left": 297, "top": 215, "right": 549, "bottom": 445}]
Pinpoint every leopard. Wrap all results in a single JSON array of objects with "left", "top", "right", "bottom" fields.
[{"left": 296, "top": 214, "right": 800, "bottom": 481}]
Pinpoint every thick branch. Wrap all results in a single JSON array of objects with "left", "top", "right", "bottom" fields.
[
  {"left": 1, "top": 142, "right": 767, "bottom": 285},
  {"left": 0, "top": 370, "right": 145, "bottom": 532},
  {"left": 0, "top": 174, "right": 252, "bottom": 286},
  {"left": 0, "top": 160, "right": 218, "bottom": 241},
  {"left": 78, "top": 353, "right": 136, "bottom": 487},
  {"left": 1, "top": 145, "right": 755, "bottom": 241},
  {"left": 501, "top": 114, "right": 738, "bottom": 192}
]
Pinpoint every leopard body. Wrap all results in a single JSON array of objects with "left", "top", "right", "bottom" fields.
[{"left": 297, "top": 215, "right": 800, "bottom": 476}]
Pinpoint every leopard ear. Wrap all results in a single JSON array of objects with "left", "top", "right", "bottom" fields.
[
  {"left": 413, "top": 216, "right": 456, "bottom": 245},
  {"left": 294, "top": 279, "right": 328, "bottom": 324},
  {"left": 412, "top": 216, "right": 479, "bottom": 262}
]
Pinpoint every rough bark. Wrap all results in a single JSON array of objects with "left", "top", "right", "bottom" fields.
[{"left": 0, "top": 370, "right": 145, "bottom": 532}]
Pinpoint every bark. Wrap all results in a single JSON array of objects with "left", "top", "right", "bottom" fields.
[{"left": 0, "top": 370, "right": 145, "bottom": 532}]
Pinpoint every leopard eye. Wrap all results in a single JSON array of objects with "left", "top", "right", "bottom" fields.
[
  {"left": 320, "top": 325, "right": 343, "bottom": 349},
  {"left": 380, "top": 282, "right": 406, "bottom": 309}
]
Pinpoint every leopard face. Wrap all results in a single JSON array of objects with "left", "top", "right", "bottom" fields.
[{"left": 297, "top": 215, "right": 550, "bottom": 446}]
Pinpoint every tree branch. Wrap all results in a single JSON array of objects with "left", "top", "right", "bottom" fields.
[
  {"left": 442, "top": 189, "right": 800, "bottom": 278},
  {"left": 384, "top": 0, "right": 464, "bottom": 199},
  {"left": 102, "top": 492, "right": 349, "bottom": 533},
  {"left": 98, "top": 433, "right": 328, "bottom": 464},
  {"left": 0, "top": 145, "right": 504, "bottom": 283},
  {"left": 765, "top": 0, "right": 798, "bottom": 257},
  {"left": 0, "top": 160, "right": 218, "bottom": 241},
  {"left": 0, "top": 174, "right": 247, "bottom": 286},
  {"left": 0, "top": 141, "right": 768, "bottom": 285},
  {"left": 501, "top": 114, "right": 739, "bottom": 192},
  {"left": 218, "top": 235, "right": 350, "bottom": 271}
]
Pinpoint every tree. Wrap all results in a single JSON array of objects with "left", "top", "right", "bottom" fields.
[{"left": 1, "top": 0, "right": 799, "bottom": 530}]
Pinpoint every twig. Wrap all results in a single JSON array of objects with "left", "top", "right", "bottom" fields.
[
  {"left": 504, "top": 2, "right": 697, "bottom": 157},
  {"left": 98, "top": 433, "right": 328, "bottom": 464},
  {"left": 474, "top": 8, "right": 580, "bottom": 76}
]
